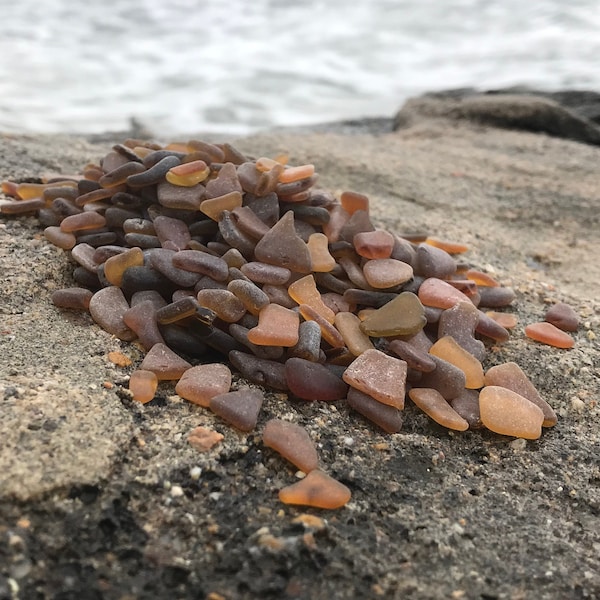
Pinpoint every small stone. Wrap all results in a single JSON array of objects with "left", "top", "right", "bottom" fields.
[
  {"left": 175, "top": 363, "right": 232, "bottom": 407},
  {"left": 525, "top": 322, "right": 575, "bottom": 349},
  {"left": 479, "top": 386, "right": 544, "bottom": 439},
  {"left": 545, "top": 302, "right": 579, "bottom": 332},
  {"left": 209, "top": 386, "right": 264, "bottom": 431},
  {"left": 263, "top": 419, "right": 319, "bottom": 473},
  {"left": 188, "top": 426, "right": 224, "bottom": 452},
  {"left": 278, "top": 469, "right": 351, "bottom": 509},
  {"left": 408, "top": 387, "right": 469, "bottom": 431},
  {"left": 342, "top": 349, "right": 407, "bottom": 409},
  {"left": 139, "top": 343, "right": 192, "bottom": 380}
]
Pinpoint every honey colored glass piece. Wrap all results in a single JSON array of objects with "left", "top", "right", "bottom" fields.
[
  {"left": 298, "top": 304, "right": 345, "bottom": 348},
  {"left": 166, "top": 160, "right": 210, "bottom": 186},
  {"left": 425, "top": 237, "right": 469, "bottom": 254},
  {"left": 175, "top": 363, "right": 232, "bottom": 407},
  {"left": 484, "top": 362, "right": 557, "bottom": 427},
  {"left": 263, "top": 419, "right": 319, "bottom": 473},
  {"left": 307, "top": 233, "right": 336, "bottom": 272},
  {"left": 288, "top": 275, "right": 335, "bottom": 323},
  {"left": 278, "top": 164, "right": 315, "bottom": 184},
  {"left": 342, "top": 349, "right": 407, "bottom": 409},
  {"left": 524, "top": 322, "right": 574, "bottom": 349},
  {"left": 129, "top": 370, "right": 158, "bottom": 404},
  {"left": 278, "top": 469, "right": 351, "bottom": 509},
  {"left": 479, "top": 386, "right": 544, "bottom": 439},
  {"left": 334, "top": 312, "right": 374, "bottom": 356},
  {"left": 247, "top": 303, "right": 300, "bottom": 347},
  {"left": 429, "top": 335, "right": 484, "bottom": 389},
  {"left": 360, "top": 292, "right": 426, "bottom": 337},
  {"left": 340, "top": 190, "right": 369, "bottom": 215},
  {"left": 408, "top": 388, "right": 469, "bottom": 431},
  {"left": 199, "top": 191, "right": 243, "bottom": 221},
  {"left": 104, "top": 247, "right": 144, "bottom": 287}
]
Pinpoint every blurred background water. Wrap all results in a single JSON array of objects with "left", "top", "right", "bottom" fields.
[{"left": 0, "top": 0, "right": 598, "bottom": 136}]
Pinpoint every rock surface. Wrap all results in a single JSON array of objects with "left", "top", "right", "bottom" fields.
[{"left": 0, "top": 112, "right": 599, "bottom": 599}]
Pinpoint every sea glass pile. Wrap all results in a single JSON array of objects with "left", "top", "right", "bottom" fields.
[{"left": 1, "top": 138, "right": 577, "bottom": 509}]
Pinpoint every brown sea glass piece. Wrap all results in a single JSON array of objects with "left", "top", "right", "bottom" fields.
[
  {"left": 526, "top": 321, "right": 576, "bottom": 348},
  {"left": 414, "top": 243, "right": 457, "bottom": 279},
  {"left": 229, "top": 351, "right": 289, "bottom": 391},
  {"left": 340, "top": 190, "right": 369, "bottom": 215},
  {"left": 175, "top": 363, "right": 232, "bottom": 407},
  {"left": 228, "top": 279, "right": 270, "bottom": 315},
  {"left": 408, "top": 388, "right": 469, "bottom": 431},
  {"left": 417, "top": 355, "right": 466, "bottom": 400},
  {"left": 263, "top": 419, "right": 319, "bottom": 473},
  {"left": 360, "top": 292, "right": 426, "bottom": 337},
  {"left": 123, "top": 300, "right": 165, "bottom": 350},
  {"left": 247, "top": 303, "right": 300, "bottom": 347},
  {"left": 104, "top": 247, "right": 144, "bottom": 286},
  {"left": 322, "top": 204, "right": 350, "bottom": 242},
  {"left": 334, "top": 312, "right": 374, "bottom": 356},
  {"left": 278, "top": 469, "right": 351, "bottom": 509},
  {"left": 342, "top": 349, "right": 407, "bottom": 409},
  {"left": 346, "top": 387, "right": 403, "bottom": 433},
  {"left": 59, "top": 211, "right": 106, "bottom": 233},
  {"left": 209, "top": 386, "right": 264, "bottom": 431},
  {"left": 288, "top": 275, "right": 335, "bottom": 323},
  {"left": 129, "top": 370, "right": 159, "bottom": 404},
  {"left": 429, "top": 336, "right": 484, "bottom": 389},
  {"left": 418, "top": 277, "right": 472, "bottom": 309},
  {"left": 353, "top": 230, "right": 395, "bottom": 259},
  {"left": 285, "top": 357, "right": 348, "bottom": 401},
  {"left": 288, "top": 320, "right": 322, "bottom": 362},
  {"left": 477, "top": 286, "right": 516, "bottom": 308},
  {"left": 205, "top": 162, "right": 243, "bottom": 198},
  {"left": 479, "top": 386, "right": 544, "bottom": 439},
  {"left": 139, "top": 343, "right": 192, "bottom": 380},
  {"left": 173, "top": 249, "right": 229, "bottom": 281},
  {"left": 88, "top": 286, "right": 136, "bottom": 341},
  {"left": 484, "top": 362, "right": 557, "bottom": 427},
  {"left": 362, "top": 258, "right": 414, "bottom": 289},
  {"left": 254, "top": 211, "right": 312, "bottom": 273},
  {"left": 240, "top": 262, "right": 291, "bottom": 285},
  {"left": 544, "top": 302, "right": 579, "bottom": 332},
  {"left": 438, "top": 301, "right": 486, "bottom": 361},
  {"left": 51, "top": 287, "right": 93, "bottom": 310},
  {"left": 197, "top": 289, "right": 246, "bottom": 323},
  {"left": 200, "top": 191, "right": 243, "bottom": 221},
  {"left": 298, "top": 304, "right": 345, "bottom": 348},
  {"left": 485, "top": 311, "right": 518, "bottom": 329},
  {"left": 387, "top": 339, "right": 436, "bottom": 372},
  {"left": 153, "top": 215, "right": 191, "bottom": 251},
  {"left": 44, "top": 226, "right": 77, "bottom": 250},
  {"left": 449, "top": 389, "right": 482, "bottom": 429}
]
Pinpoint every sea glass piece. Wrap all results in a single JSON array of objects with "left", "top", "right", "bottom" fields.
[
  {"left": 449, "top": 389, "right": 482, "bottom": 429},
  {"left": 228, "top": 279, "right": 270, "bottom": 315},
  {"left": 288, "top": 275, "right": 335, "bottom": 323},
  {"left": 544, "top": 302, "right": 579, "bottom": 332},
  {"left": 123, "top": 300, "right": 165, "bottom": 350},
  {"left": 477, "top": 287, "right": 516, "bottom": 308},
  {"left": 340, "top": 190, "right": 369, "bottom": 215},
  {"left": 484, "top": 362, "right": 557, "bottom": 427},
  {"left": 285, "top": 357, "right": 348, "bottom": 401},
  {"left": 485, "top": 311, "right": 518, "bottom": 329},
  {"left": 173, "top": 250, "right": 229, "bottom": 281},
  {"left": 360, "top": 292, "right": 426, "bottom": 337},
  {"left": 288, "top": 320, "right": 322, "bottom": 362},
  {"left": 209, "top": 386, "right": 264, "bottom": 431},
  {"left": 342, "top": 349, "right": 407, "bottom": 409},
  {"left": 104, "top": 247, "right": 144, "bottom": 287},
  {"left": 263, "top": 419, "right": 319, "bottom": 473},
  {"left": 353, "top": 230, "right": 395, "bottom": 259},
  {"left": 129, "top": 370, "right": 158, "bottom": 404},
  {"left": 60, "top": 211, "right": 106, "bottom": 233},
  {"left": 298, "top": 304, "right": 345, "bottom": 348},
  {"left": 387, "top": 339, "right": 436, "bottom": 372},
  {"left": 139, "top": 343, "right": 192, "bottom": 380},
  {"left": 196, "top": 289, "right": 246, "bottom": 323},
  {"left": 429, "top": 336, "right": 484, "bottom": 389},
  {"left": 362, "top": 258, "right": 414, "bottom": 289},
  {"left": 153, "top": 215, "right": 191, "bottom": 251},
  {"left": 334, "top": 312, "right": 374, "bottom": 356},
  {"left": 346, "top": 387, "right": 403, "bottom": 433},
  {"left": 88, "top": 286, "right": 136, "bottom": 341},
  {"left": 278, "top": 469, "right": 351, "bottom": 509},
  {"left": 166, "top": 159, "right": 210, "bottom": 186},
  {"left": 307, "top": 233, "right": 336, "bottom": 272},
  {"left": 424, "top": 237, "right": 469, "bottom": 254},
  {"left": 408, "top": 388, "right": 469, "bottom": 431},
  {"left": 254, "top": 211, "right": 312, "bottom": 273},
  {"left": 479, "top": 386, "right": 544, "bottom": 439},
  {"left": 175, "top": 363, "right": 232, "bottom": 407},
  {"left": 200, "top": 191, "right": 243, "bottom": 221},
  {"left": 414, "top": 243, "right": 457, "bottom": 279},
  {"left": 438, "top": 301, "right": 486, "bottom": 361},
  {"left": 229, "top": 351, "right": 289, "bottom": 391},
  {"left": 247, "top": 303, "right": 300, "bottom": 347},
  {"left": 240, "top": 262, "right": 291, "bottom": 285},
  {"left": 205, "top": 162, "right": 243, "bottom": 198},
  {"left": 51, "top": 287, "right": 93, "bottom": 310}
]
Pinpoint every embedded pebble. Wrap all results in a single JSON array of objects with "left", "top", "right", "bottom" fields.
[
  {"left": 209, "top": 386, "right": 264, "bottom": 431},
  {"left": 525, "top": 322, "right": 575, "bottom": 349},
  {"left": 175, "top": 363, "right": 232, "bottom": 407},
  {"left": 408, "top": 388, "right": 469, "bottom": 431},
  {"left": 263, "top": 419, "right": 319, "bottom": 473},
  {"left": 479, "top": 386, "right": 544, "bottom": 439},
  {"left": 278, "top": 469, "right": 351, "bottom": 509},
  {"left": 544, "top": 302, "right": 579, "bottom": 332}
]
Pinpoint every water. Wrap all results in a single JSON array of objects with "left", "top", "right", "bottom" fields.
[{"left": 0, "top": 0, "right": 598, "bottom": 136}]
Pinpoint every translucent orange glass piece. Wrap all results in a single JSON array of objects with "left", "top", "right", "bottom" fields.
[
  {"left": 263, "top": 419, "right": 319, "bottom": 473},
  {"left": 307, "top": 233, "right": 336, "bottom": 272},
  {"left": 199, "top": 191, "right": 243, "bottom": 221},
  {"left": 104, "top": 247, "right": 144, "bottom": 287},
  {"left": 278, "top": 164, "right": 315, "bottom": 184},
  {"left": 425, "top": 237, "right": 469, "bottom": 254},
  {"left": 288, "top": 275, "right": 335, "bottom": 323},
  {"left": 465, "top": 269, "right": 500, "bottom": 287},
  {"left": 129, "top": 369, "right": 158, "bottom": 404},
  {"left": 166, "top": 160, "right": 210, "bottom": 186},
  {"left": 524, "top": 322, "right": 574, "bottom": 349},
  {"left": 408, "top": 387, "right": 469, "bottom": 431},
  {"left": 485, "top": 311, "right": 518, "bottom": 329},
  {"left": 334, "top": 312, "right": 374, "bottom": 356},
  {"left": 278, "top": 469, "right": 351, "bottom": 509},
  {"left": 340, "top": 190, "right": 369, "bottom": 215},
  {"left": 429, "top": 335, "right": 484, "bottom": 389},
  {"left": 247, "top": 303, "right": 300, "bottom": 347}
]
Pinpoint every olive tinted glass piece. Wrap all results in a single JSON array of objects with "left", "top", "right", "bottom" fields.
[{"left": 360, "top": 292, "right": 426, "bottom": 337}]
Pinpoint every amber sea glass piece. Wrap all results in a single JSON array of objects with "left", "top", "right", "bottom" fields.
[
  {"left": 263, "top": 419, "right": 319, "bottom": 473},
  {"left": 129, "top": 370, "right": 159, "bottom": 404},
  {"left": 175, "top": 363, "right": 232, "bottom": 407},
  {"left": 408, "top": 388, "right": 469, "bottom": 431},
  {"left": 247, "top": 303, "right": 300, "bottom": 347},
  {"left": 429, "top": 335, "right": 484, "bottom": 389},
  {"left": 278, "top": 469, "right": 351, "bottom": 509},
  {"left": 525, "top": 322, "right": 574, "bottom": 349},
  {"left": 139, "top": 343, "right": 192, "bottom": 380}
]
